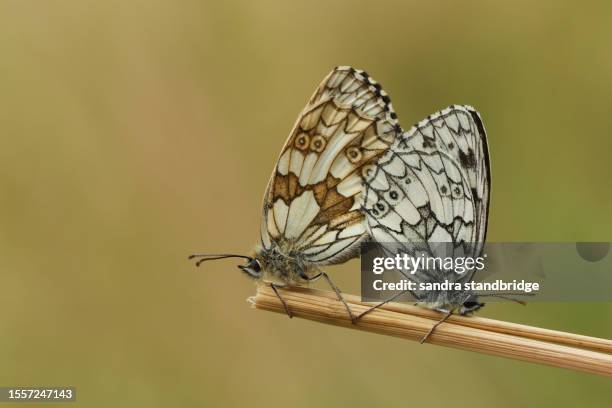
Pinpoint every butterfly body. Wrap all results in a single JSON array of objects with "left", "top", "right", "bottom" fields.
[{"left": 251, "top": 242, "right": 312, "bottom": 286}]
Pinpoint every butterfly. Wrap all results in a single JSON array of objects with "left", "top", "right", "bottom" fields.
[{"left": 190, "top": 66, "right": 491, "bottom": 333}]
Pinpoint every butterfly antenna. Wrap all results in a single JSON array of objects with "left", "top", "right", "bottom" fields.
[{"left": 188, "top": 253, "right": 252, "bottom": 267}]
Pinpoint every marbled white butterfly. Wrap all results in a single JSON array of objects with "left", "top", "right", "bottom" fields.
[{"left": 190, "top": 66, "right": 491, "bottom": 331}]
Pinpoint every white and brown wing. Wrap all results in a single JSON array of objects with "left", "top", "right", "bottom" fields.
[{"left": 260, "top": 66, "right": 402, "bottom": 264}]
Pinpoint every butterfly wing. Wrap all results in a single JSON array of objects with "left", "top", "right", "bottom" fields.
[
  {"left": 260, "top": 66, "right": 402, "bottom": 264},
  {"left": 363, "top": 105, "right": 491, "bottom": 269}
]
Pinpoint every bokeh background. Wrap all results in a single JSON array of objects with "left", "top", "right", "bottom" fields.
[{"left": 1, "top": 1, "right": 611, "bottom": 407}]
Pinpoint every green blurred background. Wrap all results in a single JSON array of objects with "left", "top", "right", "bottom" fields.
[{"left": 1, "top": 1, "right": 611, "bottom": 407}]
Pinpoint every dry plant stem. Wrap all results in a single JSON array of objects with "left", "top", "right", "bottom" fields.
[
  {"left": 375, "top": 298, "right": 612, "bottom": 354},
  {"left": 268, "top": 286, "right": 612, "bottom": 354},
  {"left": 251, "top": 285, "right": 612, "bottom": 376}
]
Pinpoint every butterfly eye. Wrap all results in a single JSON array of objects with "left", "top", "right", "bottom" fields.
[
  {"left": 346, "top": 146, "right": 363, "bottom": 163},
  {"left": 238, "top": 258, "right": 262, "bottom": 279},
  {"left": 310, "top": 135, "right": 326, "bottom": 152},
  {"left": 294, "top": 133, "right": 310, "bottom": 150},
  {"left": 249, "top": 258, "right": 262, "bottom": 272}
]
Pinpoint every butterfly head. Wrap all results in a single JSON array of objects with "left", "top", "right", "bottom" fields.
[
  {"left": 459, "top": 295, "right": 485, "bottom": 315},
  {"left": 188, "top": 253, "right": 262, "bottom": 279},
  {"left": 238, "top": 257, "right": 263, "bottom": 279}
]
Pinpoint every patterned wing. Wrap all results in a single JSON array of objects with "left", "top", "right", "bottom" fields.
[
  {"left": 260, "top": 66, "right": 402, "bottom": 264},
  {"left": 363, "top": 105, "right": 491, "bottom": 262}
]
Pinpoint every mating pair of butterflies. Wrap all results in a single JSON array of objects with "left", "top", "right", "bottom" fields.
[{"left": 192, "top": 66, "right": 490, "bottom": 319}]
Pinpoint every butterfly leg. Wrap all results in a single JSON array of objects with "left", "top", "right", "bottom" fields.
[
  {"left": 270, "top": 283, "right": 293, "bottom": 319},
  {"left": 307, "top": 271, "right": 356, "bottom": 323},
  {"left": 420, "top": 309, "right": 453, "bottom": 344},
  {"left": 353, "top": 289, "right": 413, "bottom": 321}
]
